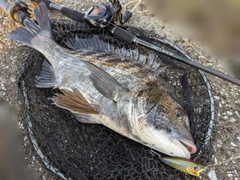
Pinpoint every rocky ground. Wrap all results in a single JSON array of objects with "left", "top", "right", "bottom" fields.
[{"left": 0, "top": 0, "right": 239, "bottom": 179}]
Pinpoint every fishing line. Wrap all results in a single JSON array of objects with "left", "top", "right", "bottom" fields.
[{"left": 206, "top": 155, "right": 240, "bottom": 168}]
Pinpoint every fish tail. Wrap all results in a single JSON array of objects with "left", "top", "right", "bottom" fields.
[{"left": 6, "top": 2, "right": 52, "bottom": 49}]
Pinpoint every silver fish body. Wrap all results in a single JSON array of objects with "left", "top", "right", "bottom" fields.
[{"left": 6, "top": 2, "right": 196, "bottom": 159}]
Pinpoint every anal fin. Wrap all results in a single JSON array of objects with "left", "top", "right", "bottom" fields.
[
  {"left": 52, "top": 88, "right": 99, "bottom": 115},
  {"left": 35, "top": 60, "right": 55, "bottom": 88},
  {"left": 74, "top": 114, "right": 100, "bottom": 124}
]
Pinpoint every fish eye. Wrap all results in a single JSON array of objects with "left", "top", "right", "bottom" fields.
[
  {"left": 193, "top": 165, "right": 199, "bottom": 170},
  {"left": 175, "top": 109, "right": 184, "bottom": 120}
]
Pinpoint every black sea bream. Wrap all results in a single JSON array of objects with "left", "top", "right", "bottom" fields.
[{"left": 6, "top": 2, "right": 196, "bottom": 159}]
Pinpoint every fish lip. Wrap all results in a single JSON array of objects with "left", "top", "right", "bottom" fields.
[
  {"left": 171, "top": 131, "right": 196, "bottom": 158},
  {"left": 180, "top": 146, "right": 191, "bottom": 159},
  {"left": 171, "top": 139, "right": 191, "bottom": 159},
  {"left": 180, "top": 141, "right": 197, "bottom": 155}
]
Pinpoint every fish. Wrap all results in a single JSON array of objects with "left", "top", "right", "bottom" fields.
[
  {"left": 160, "top": 156, "right": 206, "bottom": 176},
  {"left": 6, "top": 2, "right": 196, "bottom": 159}
]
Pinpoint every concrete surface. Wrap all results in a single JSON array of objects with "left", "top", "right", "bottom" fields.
[{"left": 0, "top": 0, "right": 239, "bottom": 179}]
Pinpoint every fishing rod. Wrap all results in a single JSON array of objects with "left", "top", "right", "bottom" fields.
[{"left": 1, "top": 0, "right": 240, "bottom": 86}]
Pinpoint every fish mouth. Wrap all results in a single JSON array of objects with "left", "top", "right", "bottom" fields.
[{"left": 180, "top": 141, "right": 197, "bottom": 154}]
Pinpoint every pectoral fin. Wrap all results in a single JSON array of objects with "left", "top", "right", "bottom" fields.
[
  {"left": 85, "top": 61, "right": 128, "bottom": 101},
  {"left": 52, "top": 88, "right": 99, "bottom": 114}
]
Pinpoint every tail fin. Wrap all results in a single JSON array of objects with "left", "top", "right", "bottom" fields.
[{"left": 6, "top": 2, "right": 51, "bottom": 47}]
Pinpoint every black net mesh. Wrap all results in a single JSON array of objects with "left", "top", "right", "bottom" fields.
[{"left": 17, "top": 20, "right": 215, "bottom": 180}]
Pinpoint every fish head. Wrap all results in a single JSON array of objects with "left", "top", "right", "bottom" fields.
[{"left": 132, "top": 87, "right": 196, "bottom": 159}]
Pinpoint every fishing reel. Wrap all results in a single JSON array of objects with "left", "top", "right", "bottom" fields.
[
  {"left": 0, "top": 0, "right": 30, "bottom": 24},
  {"left": 84, "top": 0, "right": 133, "bottom": 28}
]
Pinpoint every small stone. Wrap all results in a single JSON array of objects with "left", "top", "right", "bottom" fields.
[
  {"left": 231, "top": 142, "right": 237, "bottom": 147},
  {"left": 229, "top": 117, "right": 236, "bottom": 122},
  {"left": 235, "top": 111, "right": 240, "bottom": 118},
  {"left": 227, "top": 111, "right": 233, "bottom": 115},
  {"left": 208, "top": 170, "right": 217, "bottom": 180}
]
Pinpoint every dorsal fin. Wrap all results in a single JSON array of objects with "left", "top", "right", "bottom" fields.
[
  {"left": 65, "top": 35, "right": 166, "bottom": 74},
  {"left": 65, "top": 35, "right": 117, "bottom": 54},
  {"left": 66, "top": 35, "right": 140, "bottom": 60},
  {"left": 52, "top": 88, "right": 99, "bottom": 114}
]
